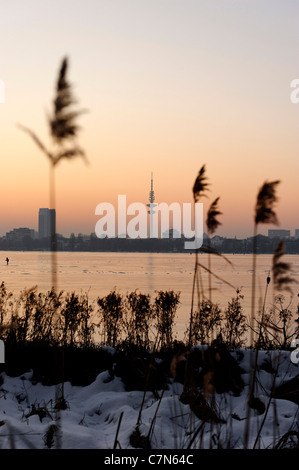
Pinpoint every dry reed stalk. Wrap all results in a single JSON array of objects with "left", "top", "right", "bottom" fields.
[
  {"left": 136, "top": 336, "right": 161, "bottom": 427},
  {"left": 189, "top": 165, "right": 209, "bottom": 346},
  {"left": 252, "top": 359, "right": 279, "bottom": 449},
  {"left": 244, "top": 179, "right": 280, "bottom": 449},
  {"left": 206, "top": 197, "right": 222, "bottom": 312},
  {"left": 258, "top": 272, "right": 271, "bottom": 347},
  {"left": 113, "top": 411, "right": 124, "bottom": 449},
  {"left": 18, "top": 57, "right": 87, "bottom": 450},
  {"left": 18, "top": 57, "right": 87, "bottom": 288}
]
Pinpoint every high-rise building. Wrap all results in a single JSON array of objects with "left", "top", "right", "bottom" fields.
[
  {"left": 38, "top": 208, "right": 56, "bottom": 239},
  {"left": 295, "top": 229, "right": 299, "bottom": 239}
]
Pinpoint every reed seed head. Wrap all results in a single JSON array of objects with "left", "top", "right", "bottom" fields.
[
  {"left": 206, "top": 196, "right": 222, "bottom": 235},
  {"left": 192, "top": 165, "right": 209, "bottom": 202},
  {"left": 255, "top": 180, "right": 280, "bottom": 226},
  {"left": 272, "top": 240, "right": 297, "bottom": 293}
]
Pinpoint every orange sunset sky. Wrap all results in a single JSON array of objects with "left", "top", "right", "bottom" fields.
[{"left": 0, "top": 0, "right": 299, "bottom": 238}]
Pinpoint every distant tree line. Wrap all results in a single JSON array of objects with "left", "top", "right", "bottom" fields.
[{"left": 1, "top": 232, "right": 299, "bottom": 254}]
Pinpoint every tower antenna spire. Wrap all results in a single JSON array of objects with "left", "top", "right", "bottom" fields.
[{"left": 147, "top": 172, "right": 157, "bottom": 238}]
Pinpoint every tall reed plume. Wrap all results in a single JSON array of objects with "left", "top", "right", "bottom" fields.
[
  {"left": 206, "top": 197, "right": 222, "bottom": 302},
  {"left": 18, "top": 57, "right": 87, "bottom": 449},
  {"left": 18, "top": 57, "right": 87, "bottom": 288},
  {"left": 189, "top": 165, "right": 209, "bottom": 345},
  {"left": 193, "top": 165, "right": 209, "bottom": 203},
  {"left": 244, "top": 179, "right": 280, "bottom": 448},
  {"left": 255, "top": 180, "right": 280, "bottom": 226},
  {"left": 272, "top": 240, "right": 296, "bottom": 293},
  {"left": 206, "top": 197, "right": 222, "bottom": 236},
  {"left": 250, "top": 180, "right": 280, "bottom": 331}
]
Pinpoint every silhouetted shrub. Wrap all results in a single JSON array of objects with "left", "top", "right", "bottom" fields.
[
  {"left": 124, "top": 291, "right": 153, "bottom": 349},
  {"left": 188, "top": 299, "right": 222, "bottom": 346},
  {"left": 97, "top": 290, "right": 125, "bottom": 347},
  {"left": 31, "top": 289, "right": 63, "bottom": 344},
  {"left": 222, "top": 291, "right": 247, "bottom": 349},
  {"left": 154, "top": 290, "right": 180, "bottom": 349}
]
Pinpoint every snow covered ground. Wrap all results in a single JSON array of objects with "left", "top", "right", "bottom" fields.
[{"left": 0, "top": 349, "right": 298, "bottom": 449}]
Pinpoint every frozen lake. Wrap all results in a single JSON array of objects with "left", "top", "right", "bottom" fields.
[{"left": 0, "top": 251, "right": 298, "bottom": 338}]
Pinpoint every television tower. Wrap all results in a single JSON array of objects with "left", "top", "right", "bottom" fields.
[{"left": 147, "top": 172, "right": 157, "bottom": 238}]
